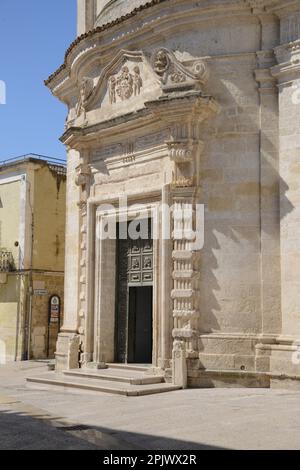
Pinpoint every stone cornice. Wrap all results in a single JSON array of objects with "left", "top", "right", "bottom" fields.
[
  {"left": 45, "top": 0, "right": 170, "bottom": 86},
  {"left": 46, "top": 0, "right": 256, "bottom": 90},
  {"left": 60, "top": 91, "right": 218, "bottom": 149},
  {"left": 246, "top": 0, "right": 300, "bottom": 13},
  {"left": 271, "top": 39, "right": 300, "bottom": 83}
]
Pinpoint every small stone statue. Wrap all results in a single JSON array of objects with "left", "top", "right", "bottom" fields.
[
  {"left": 133, "top": 66, "right": 143, "bottom": 96},
  {"left": 108, "top": 76, "right": 117, "bottom": 104},
  {"left": 76, "top": 77, "right": 94, "bottom": 119}
]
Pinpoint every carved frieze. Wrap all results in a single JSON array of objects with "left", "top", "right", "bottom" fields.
[
  {"left": 135, "top": 130, "right": 170, "bottom": 152},
  {"left": 92, "top": 144, "right": 123, "bottom": 161}
]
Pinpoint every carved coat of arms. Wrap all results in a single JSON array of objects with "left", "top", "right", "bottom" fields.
[{"left": 109, "top": 65, "right": 143, "bottom": 104}]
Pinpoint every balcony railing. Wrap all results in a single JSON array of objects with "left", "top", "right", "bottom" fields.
[{"left": 0, "top": 252, "right": 15, "bottom": 272}]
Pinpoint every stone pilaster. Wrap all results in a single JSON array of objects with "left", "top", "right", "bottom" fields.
[
  {"left": 255, "top": 52, "right": 282, "bottom": 341},
  {"left": 171, "top": 186, "right": 201, "bottom": 388},
  {"left": 75, "top": 150, "right": 92, "bottom": 366},
  {"left": 55, "top": 148, "right": 82, "bottom": 371}
]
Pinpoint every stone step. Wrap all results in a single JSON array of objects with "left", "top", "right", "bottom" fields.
[
  {"left": 27, "top": 373, "right": 181, "bottom": 397},
  {"left": 106, "top": 363, "right": 150, "bottom": 372},
  {"left": 63, "top": 369, "right": 164, "bottom": 385}
]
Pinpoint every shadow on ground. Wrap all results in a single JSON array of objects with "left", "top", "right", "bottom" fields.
[{"left": 0, "top": 408, "right": 224, "bottom": 450}]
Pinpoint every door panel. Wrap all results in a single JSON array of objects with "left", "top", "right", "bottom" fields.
[
  {"left": 115, "top": 220, "right": 153, "bottom": 363},
  {"left": 128, "top": 287, "right": 153, "bottom": 364}
]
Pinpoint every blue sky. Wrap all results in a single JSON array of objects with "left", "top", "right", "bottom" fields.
[{"left": 0, "top": 0, "right": 77, "bottom": 161}]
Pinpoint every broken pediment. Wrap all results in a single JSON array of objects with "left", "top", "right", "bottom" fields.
[
  {"left": 151, "top": 48, "right": 209, "bottom": 92},
  {"left": 82, "top": 50, "right": 161, "bottom": 122},
  {"left": 75, "top": 49, "right": 209, "bottom": 124}
]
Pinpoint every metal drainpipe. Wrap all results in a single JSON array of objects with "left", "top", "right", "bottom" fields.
[
  {"left": 27, "top": 282, "right": 33, "bottom": 360},
  {"left": 26, "top": 179, "right": 34, "bottom": 361}
]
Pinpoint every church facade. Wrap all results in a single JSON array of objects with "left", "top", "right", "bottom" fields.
[{"left": 46, "top": 0, "right": 300, "bottom": 388}]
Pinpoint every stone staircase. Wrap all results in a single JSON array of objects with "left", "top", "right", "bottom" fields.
[{"left": 27, "top": 364, "right": 181, "bottom": 397}]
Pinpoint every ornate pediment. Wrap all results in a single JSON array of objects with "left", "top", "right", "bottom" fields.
[
  {"left": 74, "top": 49, "right": 209, "bottom": 125},
  {"left": 81, "top": 50, "right": 161, "bottom": 121}
]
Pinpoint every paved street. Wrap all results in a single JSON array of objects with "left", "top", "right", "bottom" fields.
[{"left": 0, "top": 361, "right": 300, "bottom": 450}]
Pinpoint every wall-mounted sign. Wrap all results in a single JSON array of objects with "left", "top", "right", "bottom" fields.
[
  {"left": 34, "top": 289, "right": 48, "bottom": 296},
  {"left": 49, "top": 295, "right": 61, "bottom": 324}
]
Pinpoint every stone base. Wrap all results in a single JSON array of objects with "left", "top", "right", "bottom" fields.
[
  {"left": 55, "top": 332, "right": 80, "bottom": 372},
  {"left": 188, "top": 369, "right": 270, "bottom": 389},
  {"left": 85, "top": 362, "right": 108, "bottom": 370},
  {"left": 187, "top": 335, "right": 300, "bottom": 389}
]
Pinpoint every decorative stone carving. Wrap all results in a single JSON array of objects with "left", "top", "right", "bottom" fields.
[
  {"left": 76, "top": 77, "right": 94, "bottom": 119},
  {"left": 108, "top": 76, "right": 117, "bottom": 104},
  {"left": 77, "top": 200, "right": 87, "bottom": 216},
  {"left": 75, "top": 163, "right": 91, "bottom": 187},
  {"left": 153, "top": 49, "right": 170, "bottom": 81},
  {"left": 167, "top": 141, "right": 194, "bottom": 162},
  {"left": 108, "top": 65, "right": 143, "bottom": 104},
  {"left": 172, "top": 339, "right": 187, "bottom": 388},
  {"left": 151, "top": 48, "right": 209, "bottom": 90},
  {"left": 171, "top": 176, "right": 195, "bottom": 188},
  {"left": 133, "top": 66, "right": 143, "bottom": 96}
]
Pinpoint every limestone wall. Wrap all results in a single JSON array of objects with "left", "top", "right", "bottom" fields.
[
  {"left": 49, "top": 0, "right": 300, "bottom": 386},
  {"left": 0, "top": 274, "right": 28, "bottom": 363},
  {"left": 30, "top": 273, "right": 64, "bottom": 359},
  {"left": 0, "top": 178, "right": 22, "bottom": 269},
  {"left": 32, "top": 165, "right": 66, "bottom": 272}
]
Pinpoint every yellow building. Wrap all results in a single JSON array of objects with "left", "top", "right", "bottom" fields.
[{"left": 0, "top": 154, "right": 66, "bottom": 363}]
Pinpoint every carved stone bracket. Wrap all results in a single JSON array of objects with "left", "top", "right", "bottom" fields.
[{"left": 75, "top": 163, "right": 91, "bottom": 187}]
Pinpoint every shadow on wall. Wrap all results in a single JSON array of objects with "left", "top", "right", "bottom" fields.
[
  {"left": 196, "top": 62, "right": 294, "bottom": 343},
  {"left": 88, "top": 55, "right": 294, "bottom": 351}
]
